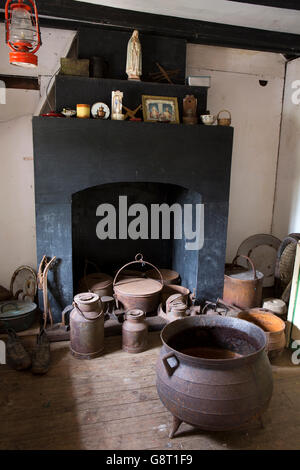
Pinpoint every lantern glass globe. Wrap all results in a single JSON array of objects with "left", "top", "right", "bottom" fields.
[{"left": 10, "top": 6, "right": 36, "bottom": 45}]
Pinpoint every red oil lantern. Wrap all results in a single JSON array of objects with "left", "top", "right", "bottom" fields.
[{"left": 5, "top": 0, "right": 41, "bottom": 68}]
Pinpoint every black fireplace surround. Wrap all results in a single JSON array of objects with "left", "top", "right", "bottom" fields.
[{"left": 33, "top": 114, "right": 233, "bottom": 322}]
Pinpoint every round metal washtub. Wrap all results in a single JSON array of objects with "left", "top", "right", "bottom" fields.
[
  {"left": 0, "top": 301, "right": 37, "bottom": 333},
  {"left": 238, "top": 309, "right": 286, "bottom": 360},
  {"left": 156, "top": 315, "right": 273, "bottom": 437}
]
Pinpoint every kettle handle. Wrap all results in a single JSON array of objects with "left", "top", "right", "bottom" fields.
[
  {"left": 232, "top": 254, "right": 257, "bottom": 280},
  {"left": 113, "top": 253, "right": 164, "bottom": 287},
  {"left": 73, "top": 299, "right": 103, "bottom": 321}
]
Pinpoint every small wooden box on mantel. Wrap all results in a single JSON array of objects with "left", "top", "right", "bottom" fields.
[{"left": 60, "top": 58, "right": 90, "bottom": 77}]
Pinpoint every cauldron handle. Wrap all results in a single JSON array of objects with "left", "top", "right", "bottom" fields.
[
  {"left": 162, "top": 352, "right": 179, "bottom": 377},
  {"left": 232, "top": 254, "right": 257, "bottom": 280}
]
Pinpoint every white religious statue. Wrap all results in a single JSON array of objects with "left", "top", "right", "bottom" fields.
[
  {"left": 126, "top": 30, "right": 142, "bottom": 81},
  {"left": 111, "top": 90, "right": 124, "bottom": 120}
]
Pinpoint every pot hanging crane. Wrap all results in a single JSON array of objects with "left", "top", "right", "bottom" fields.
[{"left": 5, "top": 0, "right": 41, "bottom": 68}]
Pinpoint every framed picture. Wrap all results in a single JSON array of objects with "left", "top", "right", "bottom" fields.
[{"left": 142, "top": 95, "right": 180, "bottom": 124}]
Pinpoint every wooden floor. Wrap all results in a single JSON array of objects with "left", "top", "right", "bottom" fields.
[{"left": 1, "top": 331, "right": 300, "bottom": 450}]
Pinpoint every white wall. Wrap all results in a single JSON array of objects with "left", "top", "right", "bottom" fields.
[
  {"left": 186, "top": 44, "right": 286, "bottom": 261},
  {"left": 0, "top": 25, "right": 75, "bottom": 289},
  {"left": 272, "top": 58, "right": 300, "bottom": 239}
]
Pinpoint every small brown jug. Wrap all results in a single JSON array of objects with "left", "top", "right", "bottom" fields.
[{"left": 122, "top": 309, "right": 148, "bottom": 353}]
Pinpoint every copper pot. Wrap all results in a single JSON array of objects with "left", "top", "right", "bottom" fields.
[
  {"left": 238, "top": 309, "right": 286, "bottom": 360},
  {"left": 78, "top": 260, "right": 113, "bottom": 297},
  {"left": 113, "top": 254, "right": 164, "bottom": 313},
  {"left": 78, "top": 272, "right": 113, "bottom": 297},
  {"left": 122, "top": 309, "right": 148, "bottom": 353},
  {"left": 161, "top": 284, "right": 190, "bottom": 305},
  {"left": 223, "top": 255, "right": 264, "bottom": 309},
  {"left": 145, "top": 268, "right": 180, "bottom": 285}
]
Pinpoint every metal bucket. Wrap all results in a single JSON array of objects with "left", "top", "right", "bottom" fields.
[
  {"left": 223, "top": 255, "right": 264, "bottom": 309},
  {"left": 113, "top": 254, "right": 164, "bottom": 313}
]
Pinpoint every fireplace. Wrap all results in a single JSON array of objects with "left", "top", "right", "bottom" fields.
[
  {"left": 72, "top": 181, "right": 204, "bottom": 293},
  {"left": 33, "top": 106, "right": 233, "bottom": 322}
]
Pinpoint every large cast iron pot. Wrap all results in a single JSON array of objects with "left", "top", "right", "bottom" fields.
[{"left": 156, "top": 315, "right": 273, "bottom": 438}]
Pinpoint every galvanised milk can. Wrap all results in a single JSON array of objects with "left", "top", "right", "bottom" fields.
[{"left": 70, "top": 292, "right": 104, "bottom": 359}]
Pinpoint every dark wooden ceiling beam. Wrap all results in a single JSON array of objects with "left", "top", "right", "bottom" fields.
[
  {"left": 0, "top": 75, "right": 39, "bottom": 90},
  {"left": 228, "top": 0, "right": 300, "bottom": 11},
  {"left": 1, "top": 0, "right": 300, "bottom": 55}
]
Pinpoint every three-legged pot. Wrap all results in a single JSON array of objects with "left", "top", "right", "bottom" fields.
[{"left": 156, "top": 315, "right": 273, "bottom": 438}]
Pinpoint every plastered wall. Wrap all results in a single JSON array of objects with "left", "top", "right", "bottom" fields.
[
  {"left": 186, "top": 44, "right": 286, "bottom": 261},
  {"left": 0, "top": 25, "right": 75, "bottom": 289},
  {"left": 272, "top": 58, "right": 300, "bottom": 240}
]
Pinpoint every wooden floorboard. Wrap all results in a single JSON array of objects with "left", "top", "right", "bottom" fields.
[{"left": 0, "top": 332, "right": 300, "bottom": 450}]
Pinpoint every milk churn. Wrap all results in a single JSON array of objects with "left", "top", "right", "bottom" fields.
[
  {"left": 122, "top": 309, "right": 148, "bottom": 353},
  {"left": 70, "top": 292, "right": 104, "bottom": 359}
]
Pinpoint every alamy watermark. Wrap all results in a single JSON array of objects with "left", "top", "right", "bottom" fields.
[
  {"left": 95, "top": 196, "right": 204, "bottom": 251},
  {"left": 291, "top": 81, "right": 300, "bottom": 104},
  {"left": 0, "top": 80, "right": 6, "bottom": 105},
  {"left": 0, "top": 340, "right": 6, "bottom": 364},
  {"left": 291, "top": 340, "right": 300, "bottom": 365}
]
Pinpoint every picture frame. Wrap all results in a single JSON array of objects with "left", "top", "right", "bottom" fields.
[{"left": 142, "top": 95, "right": 180, "bottom": 124}]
